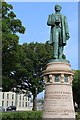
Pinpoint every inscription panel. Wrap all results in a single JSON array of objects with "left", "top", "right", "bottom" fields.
[{"left": 43, "top": 84, "right": 75, "bottom": 118}]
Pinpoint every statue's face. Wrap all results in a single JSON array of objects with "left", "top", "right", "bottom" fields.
[{"left": 55, "top": 5, "right": 61, "bottom": 12}]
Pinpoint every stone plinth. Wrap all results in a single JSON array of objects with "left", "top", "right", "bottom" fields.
[{"left": 42, "top": 62, "right": 75, "bottom": 119}]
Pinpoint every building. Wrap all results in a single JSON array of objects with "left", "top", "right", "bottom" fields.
[{"left": 0, "top": 88, "right": 32, "bottom": 111}]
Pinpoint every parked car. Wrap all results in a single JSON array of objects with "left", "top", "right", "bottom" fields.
[
  {"left": 6, "top": 106, "right": 16, "bottom": 111},
  {"left": 0, "top": 106, "right": 5, "bottom": 112}
]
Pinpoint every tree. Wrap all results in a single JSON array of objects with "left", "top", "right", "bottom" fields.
[
  {"left": 2, "top": 2, "right": 26, "bottom": 91},
  {"left": 12, "top": 42, "right": 53, "bottom": 111},
  {"left": 73, "top": 70, "right": 80, "bottom": 108}
]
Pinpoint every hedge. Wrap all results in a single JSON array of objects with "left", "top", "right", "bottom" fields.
[
  {"left": 1, "top": 111, "right": 80, "bottom": 120},
  {"left": 77, "top": 112, "right": 80, "bottom": 120},
  {"left": 1, "top": 111, "right": 42, "bottom": 120}
]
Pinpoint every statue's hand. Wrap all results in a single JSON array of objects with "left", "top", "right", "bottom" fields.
[{"left": 66, "top": 33, "right": 70, "bottom": 40}]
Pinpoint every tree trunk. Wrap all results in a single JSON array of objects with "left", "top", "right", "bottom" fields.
[
  {"left": 32, "top": 94, "right": 37, "bottom": 111},
  {"left": 78, "top": 102, "right": 80, "bottom": 108},
  {"left": 15, "top": 92, "right": 18, "bottom": 108}
]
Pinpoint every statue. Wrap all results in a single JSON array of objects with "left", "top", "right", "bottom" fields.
[{"left": 47, "top": 4, "right": 70, "bottom": 60}]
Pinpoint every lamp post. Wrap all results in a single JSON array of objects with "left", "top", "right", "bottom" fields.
[{"left": 35, "top": 87, "right": 37, "bottom": 110}]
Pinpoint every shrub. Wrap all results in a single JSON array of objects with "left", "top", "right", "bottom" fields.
[
  {"left": 1, "top": 111, "right": 80, "bottom": 120},
  {"left": 1, "top": 111, "right": 42, "bottom": 120}
]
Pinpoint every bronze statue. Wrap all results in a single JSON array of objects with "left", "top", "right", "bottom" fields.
[{"left": 47, "top": 4, "right": 70, "bottom": 60}]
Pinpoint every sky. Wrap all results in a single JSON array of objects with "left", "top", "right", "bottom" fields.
[
  {"left": 8, "top": 2, "right": 78, "bottom": 98},
  {"left": 6, "top": 0, "right": 79, "bottom": 2}
]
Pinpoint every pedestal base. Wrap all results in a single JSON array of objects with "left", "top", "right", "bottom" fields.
[{"left": 42, "top": 62, "right": 75, "bottom": 119}]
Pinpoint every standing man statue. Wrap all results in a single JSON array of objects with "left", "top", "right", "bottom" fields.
[{"left": 47, "top": 4, "right": 70, "bottom": 60}]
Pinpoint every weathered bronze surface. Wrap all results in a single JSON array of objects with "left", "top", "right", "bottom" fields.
[{"left": 47, "top": 4, "right": 70, "bottom": 61}]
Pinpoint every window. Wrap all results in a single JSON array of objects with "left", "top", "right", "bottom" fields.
[
  {"left": 55, "top": 74, "right": 60, "bottom": 82},
  {"left": 7, "top": 94, "right": 9, "bottom": 99},
  {"left": 22, "top": 102, "right": 24, "bottom": 107},
  {"left": 19, "top": 102, "right": 21, "bottom": 107},
  {"left": 28, "top": 97, "right": 29, "bottom": 101},
  {"left": 25, "top": 102, "right": 27, "bottom": 107},
  {"left": 64, "top": 75, "right": 68, "bottom": 82},
  {"left": 2, "top": 101, "right": 4, "bottom": 107},
  {"left": 2, "top": 93, "right": 4, "bottom": 99},
  {"left": 12, "top": 101, "right": 13, "bottom": 106},
  {"left": 47, "top": 76, "right": 50, "bottom": 82},
  {"left": 28, "top": 103, "right": 30, "bottom": 107},
  {"left": 26, "top": 97, "right": 27, "bottom": 101},
  {"left": 23, "top": 96, "right": 24, "bottom": 100},
  {"left": 7, "top": 101, "right": 8, "bottom": 106},
  {"left": 12, "top": 94, "right": 14, "bottom": 100},
  {"left": 20, "top": 95, "right": 21, "bottom": 100}
]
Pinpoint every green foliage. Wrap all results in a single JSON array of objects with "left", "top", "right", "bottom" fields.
[
  {"left": 73, "top": 70, "right": 80, "bottom": 107},
  {"left": 2, "top": 2, "right": 25, "bottom": 34},
  {"left": 10, "top": 42, "right": 53, "bottom": 110},
  {"left": 20, "top": 42, "right": 52, "bottom": 93},
  {"left": 2, "top": 76, "right": 16, "bottom": 92},
  {"left": 77, "top": 112, "right": 80, "bottom": 120},
  {"left": 1, "top": 111, "right": 42, "bottom": 120},
  {"left": 2, "top": 2, "right": 26, "bottom": 91},
  {"left": 2, "top": 2, "right": 53, "bottom": 111},
  {"left": 1, "top": 111, "right": 80, "bottom": 120},
  {"left": 2, "top": 2, "right": 53, "bottom": 110}
]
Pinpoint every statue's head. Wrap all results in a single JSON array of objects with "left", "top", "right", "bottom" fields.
[{"left": 55, "top": 4, "right": 62, "bottom": 12}]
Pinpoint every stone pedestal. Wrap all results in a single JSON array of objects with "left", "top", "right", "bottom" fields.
[{"left": 42, "top": 62, "right": 75, "bottom": 119}]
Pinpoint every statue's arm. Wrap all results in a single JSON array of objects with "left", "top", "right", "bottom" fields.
[
  {"left": 47, "top": 15, "right": 52, "bottom": 26},
  {"left": 64, "top": 16, "right": 70, "bottom": 40},
  {"left": 47, "top": 14, "right": 55, "bottom": 26}
]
